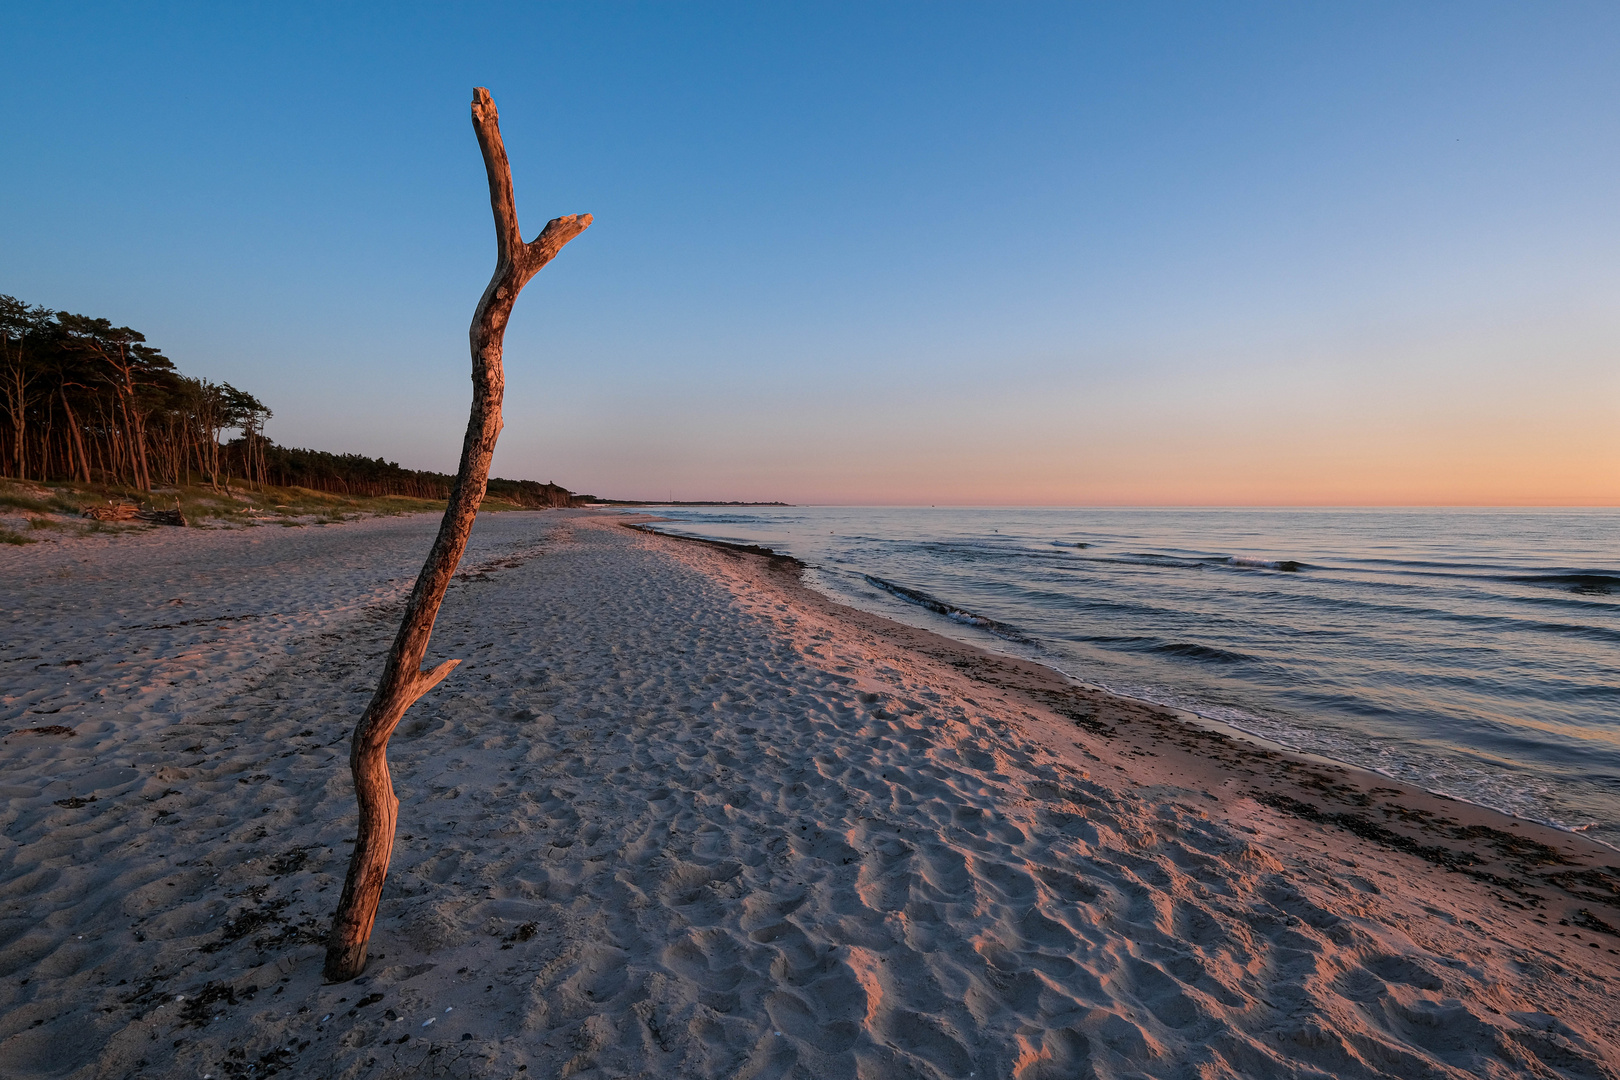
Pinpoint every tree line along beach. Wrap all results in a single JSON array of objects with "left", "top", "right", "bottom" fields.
[
  {"left": 0, "top": 293, "right": 593, "bottom": 542},
  {"left": 1, "top": 508, "right": 1617, "bottom": 1079}
]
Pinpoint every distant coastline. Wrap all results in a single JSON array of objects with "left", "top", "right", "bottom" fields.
[{"left": 587, "top": 499, "right": 792, "bottom": 507}]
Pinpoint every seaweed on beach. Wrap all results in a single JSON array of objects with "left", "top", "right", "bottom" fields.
[
  {"left": 266, "top": 847, "right": 311, "bottom": 878},
  {"left": 202, "top": 899, "right": 290, "bottom": 953},
  {"left": 1256, "top": 788, "right": 1591, "bottom": 878},
  {"left": 1252, "top": 791, "right": 1534, "bottom": 894},
  {"left": 118, "top": 971, "right": 178, "bottom": 1009},
  {"left": 1543, "top": 866, "right": 1620, "bottom": 906},
  {"left": 1052, "top": 703, "right": 1115, "bottom": 737},
  {"left": 502, "top": 921, "right": 539, "bottom": 946},
  {"left": 213, "top": 1044, "right": 301, "bottom": 1078},
  {"left": 1571, "top": 908, "right": 1620, "bottom": 936},
  {"left": 7, "top": 724, "right": 75, "bottom": 737},
  {"left": 1450, "top": 824, "right": 1571, "bottom": 868},
  {"left": 201, "top": 893, "right": 322, "bottom": 956},
  {"left": 176, "top": 981, "right": 260, "bottom": 1028}
]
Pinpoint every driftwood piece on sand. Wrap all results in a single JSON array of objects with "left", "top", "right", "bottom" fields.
[
  {"left": 82, "top": 504, "right": 139, "bottom": 521},
  {"left": 323, "top": 87, "right": 590, "bottom": 983},
  {"left": 81, "top": 504, "right": 187, "bottom": 526}
]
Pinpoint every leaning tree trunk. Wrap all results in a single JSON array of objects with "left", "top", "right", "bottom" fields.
[
  {"left": 323, "top": 87, "right": 591, "bottom": 982},
  {"left": 61, "top": 391, "right": 91, "bottom": 483}
]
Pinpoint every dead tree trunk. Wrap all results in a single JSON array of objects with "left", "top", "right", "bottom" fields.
[{"left": 323, "top": 87, "right": 591, "bottom": 982}]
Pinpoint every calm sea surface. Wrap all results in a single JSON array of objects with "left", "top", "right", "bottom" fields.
[{"left": 638, "top": 507, "right": 1620, "bottom": 846}]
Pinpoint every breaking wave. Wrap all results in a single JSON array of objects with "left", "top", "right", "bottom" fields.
[
  {"left": 1150, "top": 641, "right": 1256, "bottom": 664},
  {"left": 862, "top": 575, "right": 1035, "bottom": 644}
]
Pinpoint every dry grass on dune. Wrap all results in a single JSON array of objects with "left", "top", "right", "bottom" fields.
[{"left": 0, "top": 477, "right": 486, "bottom": 544}]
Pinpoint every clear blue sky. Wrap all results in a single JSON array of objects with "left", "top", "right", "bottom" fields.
[{"left": 4, "top": 2, "right": 1617, "bottom": 503}]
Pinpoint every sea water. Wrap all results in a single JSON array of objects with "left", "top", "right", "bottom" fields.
[{"left": 638, "top": 507, "right": 1620, "bottom": 847}]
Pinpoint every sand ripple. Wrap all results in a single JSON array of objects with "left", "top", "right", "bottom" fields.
[{"left": 1, "top": 512, "right": 1615, "bottom": 1078}]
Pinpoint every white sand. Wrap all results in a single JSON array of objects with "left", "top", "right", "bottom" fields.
[{"left": 1, "top": 511, "right": 1616, "bottom": 1079}]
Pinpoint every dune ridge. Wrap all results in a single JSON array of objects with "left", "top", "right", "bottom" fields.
[{"left": 1, "top": 510, "right": 1616, "bottom": 1079}]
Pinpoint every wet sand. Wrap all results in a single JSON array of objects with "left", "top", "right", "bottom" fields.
[{"left": 1, "top": 510, "right": 1617, "bottom": 1078}]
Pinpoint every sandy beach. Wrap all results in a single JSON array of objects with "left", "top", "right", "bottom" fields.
[{"left": 2, "top": 509, "right": 1617, "bottom": 1079}]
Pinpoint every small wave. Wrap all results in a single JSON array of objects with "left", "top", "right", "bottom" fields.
[
  {"left": 1343, "top": 563, "right": 1620, "bottom": 596},
  {"left": 1225, "top": 557, "right": 1306, "bottom": 573},
  {"left": 1122, "top": 552, "right": 1208, "bottom": 568},
  {"left": 1150, "top": 641, "right": 1256, "bottom": 664},
  {"left": 1070, "top": 632, "right": 1256, "bottom": 664},
  {"left": 1118, "top": 552, "right": 1307, "bottom": 573},
  {"left": 1050, "top": 540, "right": 1092, "bottom": 549},
  {"left": 1079, "top": 634, "right": 1165, "bottom": 648},
  {"left": 862, "top": 575, "right": 1034, "bottom": 643},
  {"left": 1501, "top": 572, "right": 1620, "bottom": 596}
]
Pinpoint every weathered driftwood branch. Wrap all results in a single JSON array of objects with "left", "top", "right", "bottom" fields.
[
  {"left": 82, "top": 504, "right": 141, "bottom": 521},
  {"left": 82, "top": 503, "right": 187, "bottom": 526},
  {"left": 323, "top": 87, "right": 590, "bottom": 982}
]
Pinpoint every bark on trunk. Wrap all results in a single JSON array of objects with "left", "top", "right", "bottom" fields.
[
  {"left": 323, "top": 86, "right": 590, "bottom": 983},
  {"left": 61, "top": 391, "right": 89, "bottom": 482},
  {"left": 3, "top": 366, "right": 28, "bottom": 479}
]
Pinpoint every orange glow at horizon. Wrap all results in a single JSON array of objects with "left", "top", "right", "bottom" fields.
[{"left": 521, "top": 322, "right": 1620, "bottom": 507}]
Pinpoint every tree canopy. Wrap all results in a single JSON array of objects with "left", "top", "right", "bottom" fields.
[{"left": 0, "top": 294, "right": 585, "bottom": 506}]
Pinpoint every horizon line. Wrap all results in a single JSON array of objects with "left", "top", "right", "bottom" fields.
[{"left": 609, "top": 501, "right": 1620, "bottom": 511}]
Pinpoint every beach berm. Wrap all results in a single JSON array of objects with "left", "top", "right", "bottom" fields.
[{"left": 1, "top": 510, "right": 1616, "bottom": 1078}]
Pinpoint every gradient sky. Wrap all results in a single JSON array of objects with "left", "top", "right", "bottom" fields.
[{"left": 3, "top": 2, "right": 1617, "bottom": 504}]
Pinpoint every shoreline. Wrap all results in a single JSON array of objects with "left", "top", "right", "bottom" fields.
[
  {"left": 629, "top": 518, "right": 1620, "bottom": 930},
  {"left": 3, "top": 509, "right": 1617, "bottom": 1078},
  {"left": 629, "top": 519, "right": 1620, "bottom": 860}
]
